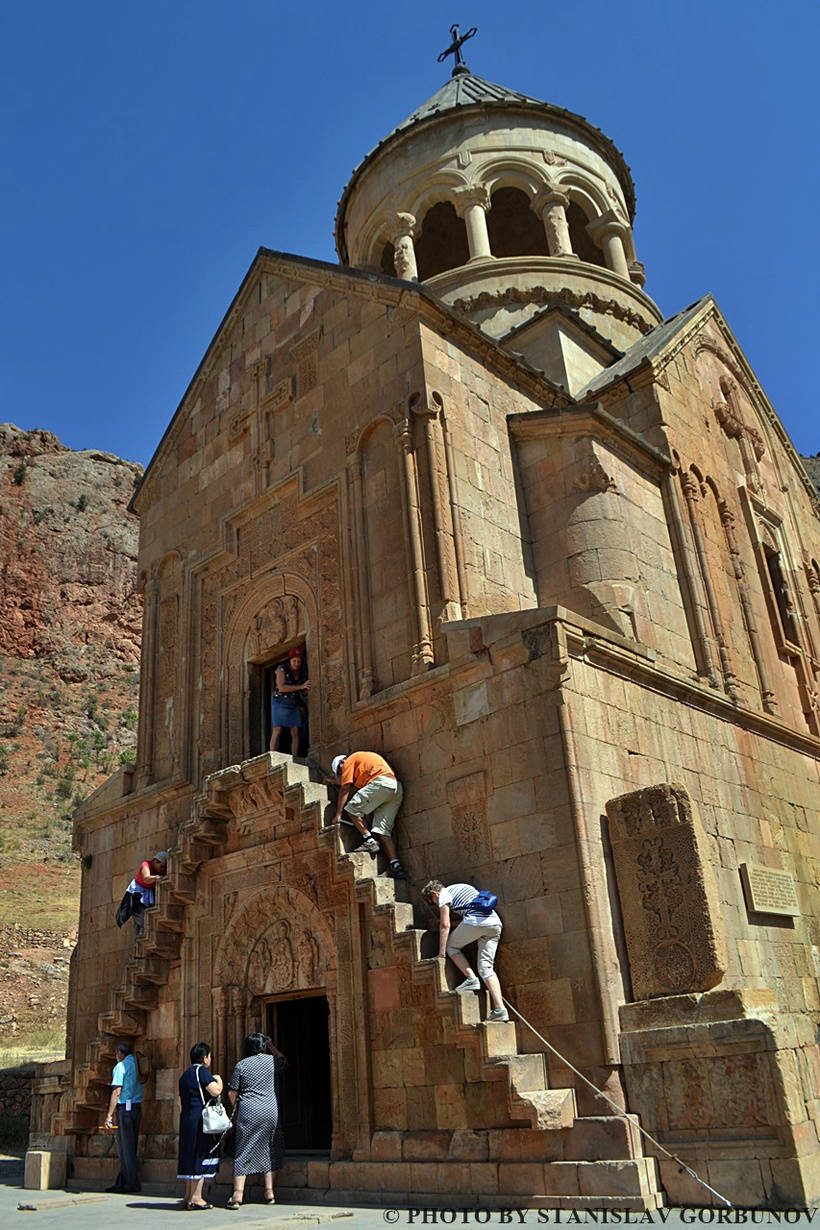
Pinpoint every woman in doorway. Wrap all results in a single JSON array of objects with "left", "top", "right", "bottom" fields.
[
  {"left": 177, "top": 1041, "right": 223, "bottom": 1210},
  {"left": 269, "top": 647, "right": 309, "bottom": 756},
  {"left": 226, "top": 1033, "right": 287, "bottom": 1208}
]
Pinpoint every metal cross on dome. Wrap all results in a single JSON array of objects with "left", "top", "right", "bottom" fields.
[{"left": 437, "top": 23, "right": 477, "bottom": 75}]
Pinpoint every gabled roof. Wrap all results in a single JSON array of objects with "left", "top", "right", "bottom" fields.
[
  {"left": 132, "top": 248, "right": 571, "bottom": 511},
  {"left": 501, "top": 303, "right": 623, "bottom": 362},
  {"left": 576, "top": 296, "right": 711, "bottom": 398},
  {"left": 334, "top": 69, "right": 636, "bottom": 262},
  {"left": 575, "top": 293, "right": 820, "bottom": 513}
]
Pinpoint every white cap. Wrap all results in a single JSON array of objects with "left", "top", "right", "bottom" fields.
[{"left": 331, "top": 755, "right": 346, "bottom": 776}]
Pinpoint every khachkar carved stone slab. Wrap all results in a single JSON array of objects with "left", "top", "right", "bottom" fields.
[
  {"left": 605, "top": 783, "right": 727, "bottom": 999},
  {"left": 739, "top": 862, "right": 800, "bottom": 917}
]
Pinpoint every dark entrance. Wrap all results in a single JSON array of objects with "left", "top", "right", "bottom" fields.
[
  {"left": 266, "top": 994, "right": 331, "bottom": 1151},
  {"left": 248, "top": 643, "right": 310, "bottom": 759}
]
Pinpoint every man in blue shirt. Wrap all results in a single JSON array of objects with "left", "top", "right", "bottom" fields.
[{"left": 103, "top": 1042, "right": 144, "bottom": 1192}]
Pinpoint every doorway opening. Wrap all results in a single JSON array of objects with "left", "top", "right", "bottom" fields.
[
  {"left": 266, "top": 993, "right": 331, "bottom": 1151},
  {"left": 248, "top": 641, "right": 310, "bottom": 759}
]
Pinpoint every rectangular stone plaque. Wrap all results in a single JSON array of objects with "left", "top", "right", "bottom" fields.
[{"left": 739, "top": 863, "right": 800, "bottom": 917}]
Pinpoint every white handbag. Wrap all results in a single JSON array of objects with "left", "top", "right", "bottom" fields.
[{"left": 195, "top": 1065, "right": 232, "bottom": 1134}]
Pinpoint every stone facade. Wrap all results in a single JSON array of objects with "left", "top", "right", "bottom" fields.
[{"left": 31, "top": 61, "right": 819, "bottom": 1209}]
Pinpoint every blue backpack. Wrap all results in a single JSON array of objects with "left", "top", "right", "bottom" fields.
[{"left": 469, "top": 890, "right": 498, "bottom": 914}]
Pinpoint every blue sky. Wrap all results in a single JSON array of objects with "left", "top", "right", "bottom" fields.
[{"left": 1, "top": 1, "right": 817, "bottom": 467}]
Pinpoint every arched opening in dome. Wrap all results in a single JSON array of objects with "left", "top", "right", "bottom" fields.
[
  {"left": 415, "top": 202, "right": 469, "bottom": 280},
  {"left": 566, "top": 201, "right": 606, "bottom": 267},
  {"left": 486, "top": 187, "right": 549, "bottom": 258},
  {"left": 379, "top": 241, "right": 395, "bottom": 276}
]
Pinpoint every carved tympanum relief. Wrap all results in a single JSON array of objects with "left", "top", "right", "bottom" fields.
[{"left": 215, "top": 888, "right": 329, "bottom": 997}]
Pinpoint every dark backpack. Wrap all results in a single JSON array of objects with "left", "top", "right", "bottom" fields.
[{"left": 115, "top": 891, "right": 134, "bottom": 927}]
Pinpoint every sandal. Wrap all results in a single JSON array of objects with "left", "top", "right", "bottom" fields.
[
  {"left": 226, "top": 1194, "right": 243, "bottom": 1209},
  {"left": 186, "top": 1202, "right": 213, "bottom": 1210},
  {"left": 263, "top": 1193, "right": 276, "bottom": 1204}
]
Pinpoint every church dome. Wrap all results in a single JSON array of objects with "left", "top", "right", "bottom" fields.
[{"left": 335, "top": 54, "right": 662, "bottom": 351}]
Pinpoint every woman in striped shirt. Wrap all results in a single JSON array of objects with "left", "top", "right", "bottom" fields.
[{"left": 423, "top": 880, "right": 509, "bottom": 1022}]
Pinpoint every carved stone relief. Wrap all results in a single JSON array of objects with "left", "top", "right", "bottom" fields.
[
  {"left": 605, "top": 783, "right": 727, "bottom": 1000},
  {"left": 446, "top": 770, "right": 490, "bottom": 864},
  {"left": 247, "top": 595, "right": 303, "bottom": 661},
  {"left": 215, "top": 888, "right": 330, "bottom": 997}
]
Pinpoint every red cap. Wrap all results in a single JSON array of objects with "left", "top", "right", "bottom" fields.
[{"left": 288, "top": 647, "right": 302, "bottom": 661}]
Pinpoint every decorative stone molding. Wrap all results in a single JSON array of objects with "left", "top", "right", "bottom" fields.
[
  {"left": 450, "top": 284, "right": 655, "bottom": 335},
  {"left": 605, "top": 783, "right": 727, "bottom": 1000}
]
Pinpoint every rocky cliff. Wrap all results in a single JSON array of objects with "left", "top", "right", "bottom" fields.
[{"left": 0, "top": 424, "right": 143, "bottom": 1048}]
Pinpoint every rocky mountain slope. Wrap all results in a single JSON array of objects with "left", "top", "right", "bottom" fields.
[{"left": 0, "top": 424, "right": 143, "bottom": 1050}]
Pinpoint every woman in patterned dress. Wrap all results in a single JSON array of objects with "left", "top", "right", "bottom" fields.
[
  {"left": 225, "top": 1033, "right": 287, "bottom": 1208},
  {"left": 177, "top": 1041, "right": 223, "bottom": 1209}
]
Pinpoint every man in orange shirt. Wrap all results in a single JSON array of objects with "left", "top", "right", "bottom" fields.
[{"left": 331, "top": 752, "right": 407, "bottom": 880}]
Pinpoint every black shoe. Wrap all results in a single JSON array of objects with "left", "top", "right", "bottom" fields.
[
  {"left": 387, "top": 863, "right": 408, "bottom": 880},
  {"left": 105, "top": 1185, "right": 123, "bottom": 1193}
]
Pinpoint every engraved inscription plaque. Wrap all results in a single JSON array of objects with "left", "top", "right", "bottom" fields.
[{"left": 740, "top": 863, "right": 800, "bottom": 917}]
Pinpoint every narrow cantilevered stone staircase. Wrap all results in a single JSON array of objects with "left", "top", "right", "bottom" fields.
[{"left": 58, "top": 753, "right": 662, "bottom": 1208}]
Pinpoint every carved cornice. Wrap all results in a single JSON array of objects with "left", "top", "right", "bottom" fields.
[{"left": 451, "top": 284, "right": 655, "bottom": 335}]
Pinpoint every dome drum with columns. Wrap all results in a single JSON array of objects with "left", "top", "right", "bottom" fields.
[{"left": 335, "top": 64, "right": 661, "bottom": 360}]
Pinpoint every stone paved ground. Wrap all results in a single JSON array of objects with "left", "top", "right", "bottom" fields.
[{"left": 1, "top": 1158, "right": 817, "bottom": 1229}]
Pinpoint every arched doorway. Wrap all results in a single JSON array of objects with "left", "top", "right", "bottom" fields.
[{"left": 212, "top": 887, "right": 335, "bottom": 1153}]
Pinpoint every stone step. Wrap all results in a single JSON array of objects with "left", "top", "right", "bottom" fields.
[
  {"left": 563, "top": 1112, "right": 642, "bottom": 1161},
  {"left": 122, "top": 981, "right": 159, "bottom": 1010},
  {"left": 493, "top": 1051, "right": 547, "bottom": 1093},
  {"left": 97, "top": 1010, "right": 142, "bottom": 1037},
  {"left": 512, "top": 1087, "right": 577, "bottom": 1131},
  {"left": 190, "top": 818, "right": 227, "bottom": 844},
  {"left": 129, "top": 956, "right": 170, "bottom": 984}
]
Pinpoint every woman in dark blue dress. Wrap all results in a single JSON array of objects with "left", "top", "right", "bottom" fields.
[
  {"left": 269, "top": 647, "right": 309, "bottom": 755},
  {"left": 177, "top": 1041, "right": 224, "bottom": 1210}
]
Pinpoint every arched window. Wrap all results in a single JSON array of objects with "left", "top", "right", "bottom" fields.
[
  {"left": 486, "top": 187, "right": 549, "bottom": 258},
  {"left": 566, "top": 201, "right": 606, "bottom": 267},
  {"left": 415, "top": 202, "right": 469, "bottom": 280},
  {"left": 379, "top": 241, "right": 395, "bottom": 276}
]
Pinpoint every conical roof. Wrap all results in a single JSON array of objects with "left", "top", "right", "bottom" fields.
[
  {"left": 391, "top": 68, "right": 545, "bottom": 134},
  {"left": 334, "top": 68, "right": 636, "bottom": 263}
]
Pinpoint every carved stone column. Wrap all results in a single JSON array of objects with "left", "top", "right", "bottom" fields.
[
  {"left": 454, "top": 187, "right": 491, "bottom": 260},
  {"left": 661, "top": 471, "right": 720, "bottom": 688},
  {"left": 397, "top": 419, "right": 434, "bottom": 672},
  {"left": 588, "top": 210, "right": 631, "bottom": 278},
  {"left": 212, "top": 986, "right": 227, "bottom": 1078},
  {"left": 228, "top": 986, "right": 248, "bottom": 1078},
  {"left": 531, "top": 185, "right": 574, "bottom": 257},
  {"left": 680, "top": 471, "right": 742, "bottom": 704},
  {"left": 411, "top": 398, "right": 463, "bottom": 624},
  {"left": 717, "top": 498, "right": 778, "bottom": 714},
  {"left": 135, "top": 573, "right": 160, "bottom": 789},
  {"left": 346, "top": 454, "right": 375, "bottom": 699},
  {"left": 388, "top": 212, "right": 418, "bottom": 281}
]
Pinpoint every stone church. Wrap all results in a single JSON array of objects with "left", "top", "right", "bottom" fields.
[{"left": 29, "top": 36, "right": 820, "bottom": 1211}]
